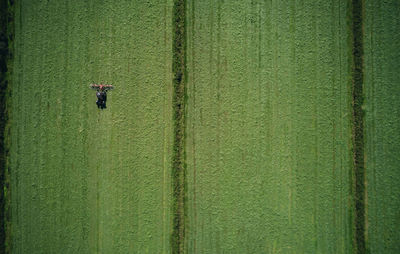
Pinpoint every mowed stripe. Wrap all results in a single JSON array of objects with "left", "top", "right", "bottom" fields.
[
  {"left": 186, "top": 1, "right": 352, "bottom": 253},
  {"left": 10, "top": 0, "right": 173, "bottom": 253},
  {"left": 364, "top": 1, "right": 400, "bottom": 253}
]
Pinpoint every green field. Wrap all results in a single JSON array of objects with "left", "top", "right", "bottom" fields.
[
  {"left": 1, "top": 0, "right": 399, "bottom": 253},
  {"left": 186, "top": 1, "right": 351, "bottom": 253},
  {"left": 364, "top": 0, "right": 400, "bottom": 252},
  {"left": 9, "top": 0, "right": 173, "bottom": 253}
]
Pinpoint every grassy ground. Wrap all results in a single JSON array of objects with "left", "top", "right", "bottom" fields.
[
  {"left": 9, "top": 0, "right": 173, "bottom": 253},
  {"left": 5, "top": 1, "right": 400, "bottom": 253},
  {"left": 185, "top": 1, "right": 352, "bottom": 253},
  {"left": 364, "top": 1, "right": 400, "bottom": 253}
]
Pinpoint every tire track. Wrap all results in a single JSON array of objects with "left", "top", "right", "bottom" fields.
[
  {"left": 188, "top": 0, "right": 197, "bottom": 252},
  {"left": 162, "top": 1, "right": 170, "bottom": 252}
]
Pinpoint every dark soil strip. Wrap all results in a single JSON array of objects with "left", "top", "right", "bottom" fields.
[
  {"left": 0, "top": 0, "right": 13, "bottom": 253},
  {"left": 171, "top": 0, "right": 186, "bottom": 253},
  {"left": 350, "top": 0, "right": 365, "bottom": 253}
]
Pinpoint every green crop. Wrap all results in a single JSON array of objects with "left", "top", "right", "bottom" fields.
[{"left": 2, "top": 1, "right": 400, "bottom": 253}]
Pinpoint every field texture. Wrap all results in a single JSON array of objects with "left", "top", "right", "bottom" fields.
[
  {"left": 364, "top": 0, "right": 400, "bottom": 253},
  {"left": 186, "top": 1, "right": 352, "bottom": 253},
  {"left": 9, "top": 0, "right": 173, "bottom": 253},
  {"left": 3, "top": 0, "right": 400, "bottom": 254}
]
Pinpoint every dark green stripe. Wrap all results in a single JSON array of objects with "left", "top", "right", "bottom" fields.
[
  {"left": 0, "top": 0, "right": 13, "bottom": 253},
  {"left": 350, "top": 0, "right": 365, "bottom": 253},
  {"left": 171, "top": 0, "right": 186, "bottom": 253}
]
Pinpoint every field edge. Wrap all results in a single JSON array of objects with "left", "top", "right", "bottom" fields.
[{"left": 0, "top": 0, "right": 14, "bottom": 253}]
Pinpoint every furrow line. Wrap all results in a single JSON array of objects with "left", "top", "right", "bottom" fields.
[
  {"left": 171, "top": 0, "right": 187, "bottom": 253},
  {"left": 350, "top": 0, "right": 365, "bottom": 253}
]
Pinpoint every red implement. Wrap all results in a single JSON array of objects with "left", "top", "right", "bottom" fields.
[{"left": 90, "top": 83, "right": 114, "bottom": 91}]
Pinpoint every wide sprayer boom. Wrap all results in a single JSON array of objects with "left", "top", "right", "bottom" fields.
[{"left": 90, "top": 83, "right": 114, "bottom": 91}]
